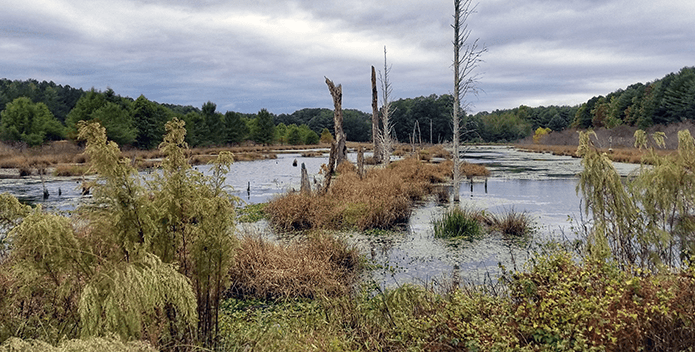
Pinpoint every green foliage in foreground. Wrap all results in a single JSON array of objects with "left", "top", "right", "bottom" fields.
[
  {"left": 578, "top": 129, "right": 695, "bottom": 270},
  {"left": 214, "top": 249, "right": 695, "bottom": 351},
  {"left": 0, "top": 119, "right": 237, "bottom": 349}
]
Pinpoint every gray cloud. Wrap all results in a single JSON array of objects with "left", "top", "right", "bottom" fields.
[{"left": 1, "top": 0, "right": 693, "bottom": 115}]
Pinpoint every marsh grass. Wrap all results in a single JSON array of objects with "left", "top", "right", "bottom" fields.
[
  {"left": 266, "top": 156, "right": 457, "bottom": 231},
  {"left": 433, "top": 207, "right": 485, "bottom": 239},
  {"left": 52, "top": 164, "right": 92, "bottom": 177},
  {"left": 226, "top": 233, "right": 360, "bottom": 300},
  {"left": 516, "top": 143, "right": 672, "bottom": 164},
  {"left": 488, "top": 208, "right": 535, "bottom": 237},
  {"left": 300, "top": 150, "right": 325, "bottom": 157},
  {"left": 461, "top": 161, "right": 491, "bottom": 178}
]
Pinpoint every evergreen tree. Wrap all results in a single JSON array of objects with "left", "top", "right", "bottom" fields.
[
  {"left": 252, "top": 109, "right": 275, "bottom": 145},
  {"left": 223, "top": 111, "right": 248, "bottom": 145},
  {"left": 131, "top": 95, "right": 168, "bottom": 149}
]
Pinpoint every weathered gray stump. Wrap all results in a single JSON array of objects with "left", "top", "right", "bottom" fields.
[
  {"left": 300, "top": 163, "right": 311, "bottom": 194},
  {"left": 371, "top": 66, "right": 382, "bottom": 163},
  {"left": 325, "top": 77, "right": 347, "bottom": 166},
  {"left": 357, "top": 146, "right": 365, "bottom": 180},
  {"left": 322, "top": 141, "right": 337, "bottom": 194}
]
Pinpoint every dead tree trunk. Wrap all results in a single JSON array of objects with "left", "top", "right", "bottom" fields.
[
  {"left": 452, "top": 0, "right": 485, "bottom": 203},
  {"left": 325, "top": 77, "right": 347, "bottom": 166},
  {"left": 300, "top": 162, "right": 311, "bottom": 194},
  {"left": 322, "top": 141, "right": 337, "bottom": 194},
  {"left": 371, "top": 66, "right": 382, "bottom": 163},
  {"left": 357, "top": 146, "right": 365, "bottom": 180}
]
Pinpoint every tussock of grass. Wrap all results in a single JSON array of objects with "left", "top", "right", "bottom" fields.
[
  {"left": 461, "top": 161, "right": 491, "bottom": 178},
  {"left": 226, "top": 233, "right": 360, "bottom": 300},
  {"left": 266, "top": 157, "right": 453, "bottom": 231},
  {"left": 433, "top": 207, "right": 484, "bottom": 239},
  {"left": 488, "top": 208, "right": 534, "bottom": 237}
]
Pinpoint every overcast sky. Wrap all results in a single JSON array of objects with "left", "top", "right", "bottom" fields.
[{"left": 2, "top": 0, "right": 693, "bottom": 115}]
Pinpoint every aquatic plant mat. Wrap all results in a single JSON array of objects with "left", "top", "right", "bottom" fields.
[{"left": 266, "top": 157, "right": 455, "bottom": 231}]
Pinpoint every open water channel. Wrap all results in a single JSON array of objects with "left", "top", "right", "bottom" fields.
[{"left": 0, "top": 146, "right": 640, "bottom": 288}]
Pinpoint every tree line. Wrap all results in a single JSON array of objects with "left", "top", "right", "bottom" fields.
[
  {"left": 0, "top": 80, "right": 370, "bottom": 148},
  {"left": 3, "top": 66, "right": 695, "bottom": 148}
]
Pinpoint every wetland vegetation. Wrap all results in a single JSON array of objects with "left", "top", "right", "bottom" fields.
[{"left": 3, "top": 117, "right": 695, "bottom": 351}]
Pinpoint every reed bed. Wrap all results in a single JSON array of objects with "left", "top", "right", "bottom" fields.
[
  {"left": 226, "top": 233, "right": 360, "bottom": 300},
  {"left": 516, "top": 143, "right": 673, "bottom": 164},
  {"left": 266, "top": 157, "right": 463, "bottom": 232}
]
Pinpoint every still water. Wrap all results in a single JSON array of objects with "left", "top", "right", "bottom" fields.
[{"left": 0, "top": 146, "right": 640, "bottom": 287}]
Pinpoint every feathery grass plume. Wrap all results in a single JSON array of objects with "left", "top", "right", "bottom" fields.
[
  {"left": 433, "top": 206, "right": 484, "bottom": 239},
  {"left": 0, "top": 202, "right": 85, "bottom": 344},
  {"left": 576, "top": 130, "right": 637, "bottom": 265},
  {"left": 148, "top": 118, "right": 238, "bottom": 346},
  {"left": 77, "top": 120, "right": 156, "bottom": 260},
  {"left": 79, "top": 254, "right": 197, "bottom": 346},
  {"left": 0, "top": 193, "right": 30, "bottom": 257},
  {"left": 629, "top": 129, "right": 695, "bottom": 267},
  {"left": 578, "top": 129, "right": 695, "bottom": 270}
]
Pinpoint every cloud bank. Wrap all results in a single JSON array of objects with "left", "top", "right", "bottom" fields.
[{"left": 1, "top": 0, "right": 693, "bottom": 114}]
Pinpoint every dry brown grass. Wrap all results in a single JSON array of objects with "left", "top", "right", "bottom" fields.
[
  {"left": 515, "top": 144, "right": 673, "bottom": 164},
  {"left": 226, "top": 233, "right": 360, "bottom": 300},
  {"left": 53, "top": 164, "right": 92, "bottom": 177},
  {"left": 461, "top": 162, "right": 491, "bottom": 178},
  {"left": 427, "top": 144, "right": 452, "bottom": 159},
  {"left": 266, "top": 157, "right": 457, "bottom": 232},
  {"left": 301, "top": 150, "right": 325, "bottom": 157}
]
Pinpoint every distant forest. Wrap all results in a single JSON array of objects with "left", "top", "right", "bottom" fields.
[{"left": 1, "top": 66, "right": 694, "bottom": 148}]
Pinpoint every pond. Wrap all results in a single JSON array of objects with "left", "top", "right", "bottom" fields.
[{"left": 0, "top": 146, "right": 640, "bottom": 288}]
